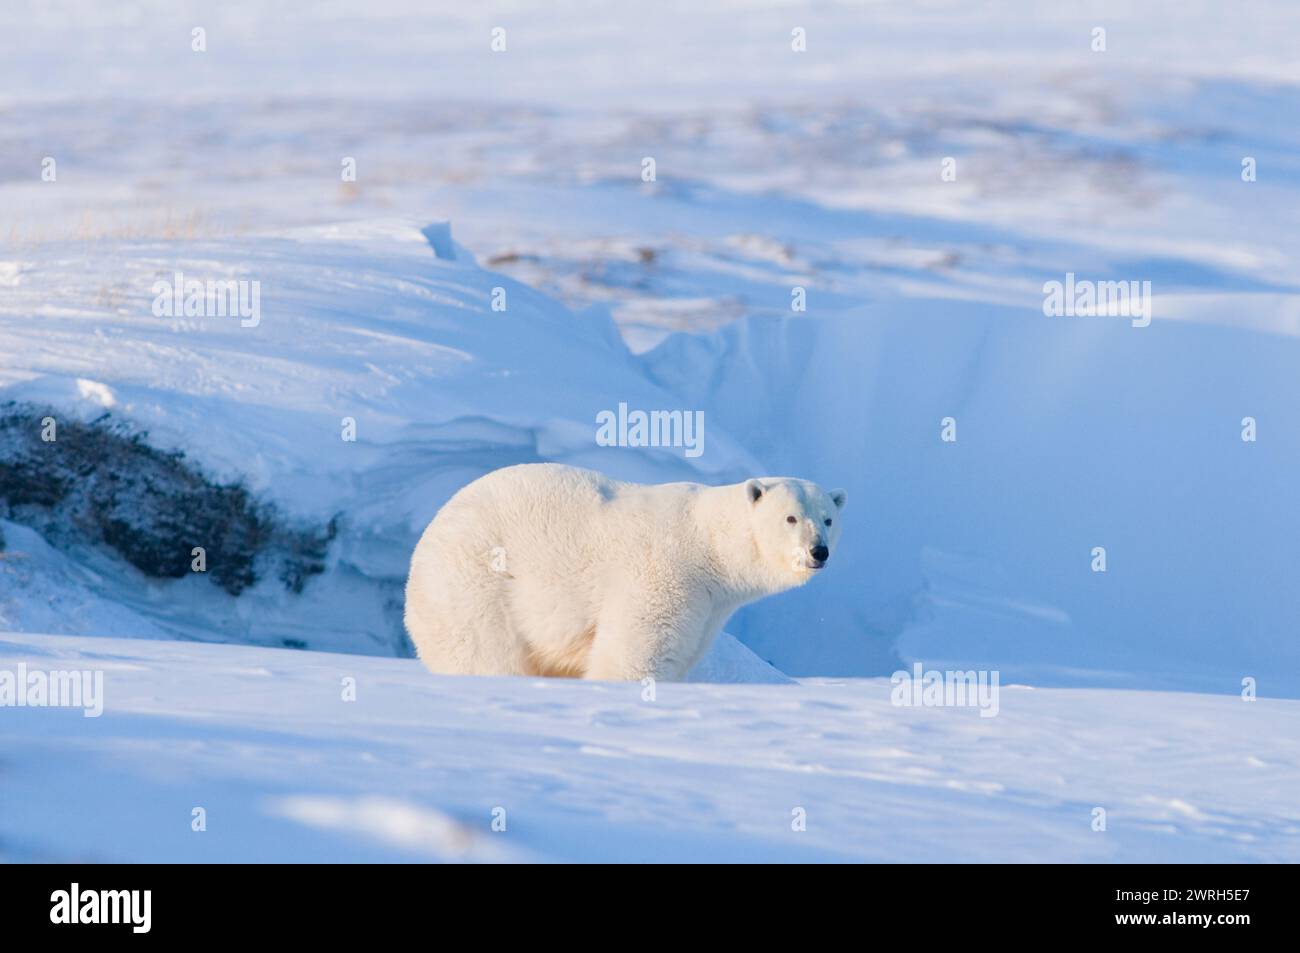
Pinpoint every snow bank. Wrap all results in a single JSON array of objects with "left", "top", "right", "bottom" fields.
[
  {"left": 4, "top": 219, "right": 1296, "bottom": 695},
  {"left": 0, "top": 221, "right": 762, "bottom": 659},
  {"left": 642, "top": 300, "right": 1300, "bottom": 694}
]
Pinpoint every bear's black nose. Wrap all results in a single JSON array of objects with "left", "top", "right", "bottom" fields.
[{"left": 810, "top": 544, "right": 830, "bottom": 563}]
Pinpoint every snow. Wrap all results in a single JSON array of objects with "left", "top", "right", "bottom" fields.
[
  {"left": 10, "top": 631, "right": 1300, "bottom": 863},
  {"left": 645, "top": 300, "right": 1300, "bottom": 691},
  {"left": 3, "top": 632, "right": 1297, "bottom": 863},
  {"left": 3, "top": 1, "right": 1299, "bottom": 861}
]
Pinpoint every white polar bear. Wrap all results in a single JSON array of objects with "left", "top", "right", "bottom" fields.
[{"left": 404, "top": 463, "right": 845, "bottom": 681}]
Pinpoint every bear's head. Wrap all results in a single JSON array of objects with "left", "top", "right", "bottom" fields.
[{"left": 743, "top": 478, "right": 846, "bottom": 584}]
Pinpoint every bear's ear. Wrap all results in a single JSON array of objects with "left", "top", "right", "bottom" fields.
[
  {"left": 745, "top": 479, "right": 764, "bottom": 504},
  {"left": 830, "top": 488, "right": 847, "bottom": 510}
]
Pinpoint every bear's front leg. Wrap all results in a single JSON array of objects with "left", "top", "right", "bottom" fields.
[{"left": 583, "top": 593, "right": 707, "bottom": 682}]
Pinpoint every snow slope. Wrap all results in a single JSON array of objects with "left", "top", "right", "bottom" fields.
[{"left": 3, "top": 632, "right": 1297, "bottom": 863}]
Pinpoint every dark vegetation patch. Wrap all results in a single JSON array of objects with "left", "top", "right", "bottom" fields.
[{"left": 0, "top": 402, "right": 336, "bottom": 595}]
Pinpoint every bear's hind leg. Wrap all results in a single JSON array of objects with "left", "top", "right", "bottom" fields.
[
  {"left": 523, "top": 625, "right": 596, "bottom": 678},
  {"left": 408, "top": 550, "right": 533, "bottom": 676}
]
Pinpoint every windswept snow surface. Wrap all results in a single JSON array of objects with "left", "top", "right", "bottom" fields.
[{"left": 3, "top": 632, "right": 1298, "bottom": 863}]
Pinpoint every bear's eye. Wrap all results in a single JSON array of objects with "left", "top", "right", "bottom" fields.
[
  {"left": 786, "top": 515, "right": 797, "bottom": 524},
  {"left": 824, "top": 518, "right": 833, "bottom": 526}
]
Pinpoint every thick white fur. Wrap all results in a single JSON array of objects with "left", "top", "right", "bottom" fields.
[{"left": 404, "top": 463, "right": 845, "bottom": 681}]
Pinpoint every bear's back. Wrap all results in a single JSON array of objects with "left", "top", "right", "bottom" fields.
[{"left": 459, "top": 464, "right": 704, "bottom": 565}]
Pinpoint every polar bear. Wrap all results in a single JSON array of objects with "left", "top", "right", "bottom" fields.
[{"left": 404, "top": 463, "right": 845, "bottom": 681}]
